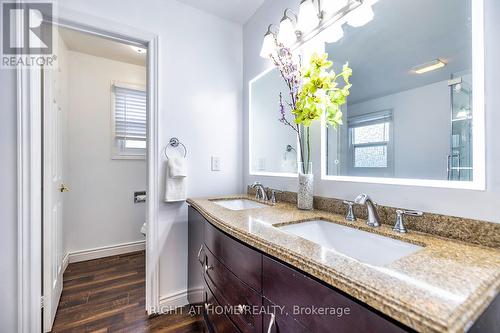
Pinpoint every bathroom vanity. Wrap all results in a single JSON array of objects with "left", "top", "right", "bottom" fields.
[{"left": 187, "top": 197, "right": 500, "bottom": 333}]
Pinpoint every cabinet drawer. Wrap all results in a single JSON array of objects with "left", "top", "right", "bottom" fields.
[
  {"left": 262, "top": 297, "right": 309, "bottom": 333},
  {"left": 204, "top": 282, "right": 241, "bottom": 333},
  {"left": 204, "top": 219, "right": 262, "bottom": 292},
  {"left": 204, "top": 249, "right": 262, "bottom": 333},
  {"left": 263, "top": 256, "right": 409, "bottom": 333}
]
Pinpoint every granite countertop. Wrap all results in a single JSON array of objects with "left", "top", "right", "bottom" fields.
[{"left": 187, "top": 195, "right": 500, "bottom": 333}]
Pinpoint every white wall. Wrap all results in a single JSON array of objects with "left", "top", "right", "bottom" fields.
[
  {"left": 55, "top": 0, "right": 243, "bottom": 302},
  {"left": 243, "top": 0, "right": 500, "bottom": 224},
  {"left": 340, "top": 79, "right": 450, "bottom": 180},
  {"left": 64, "top": 51, "right": 147, "bottom": 253}
]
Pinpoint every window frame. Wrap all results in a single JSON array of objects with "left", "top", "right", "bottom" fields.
[
  {"left": 347, "top": 110, "right": 394, "bottom": 177},
  {"left": 110, "top": 81, "right": 147, "bottom": 160}
]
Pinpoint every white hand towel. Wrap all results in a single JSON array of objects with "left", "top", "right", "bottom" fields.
[
  {"left": 164, "top": 160, "right": 187, "bottom": 202},
  {"left": 168, "top": 157, "right": 187, "bottom": 178}
]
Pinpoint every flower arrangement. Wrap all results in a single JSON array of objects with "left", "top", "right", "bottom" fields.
[{"left": 271, "top": 42, "right": 352, "bottom": 174}]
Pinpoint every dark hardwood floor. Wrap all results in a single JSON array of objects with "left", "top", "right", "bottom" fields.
[{"left": 51, "top": 251, "right": 207, "bottom": 333}]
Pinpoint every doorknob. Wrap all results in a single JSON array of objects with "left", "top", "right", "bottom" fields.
[{"left": 59, "top": 184, "right": 70, "bottom": 193}]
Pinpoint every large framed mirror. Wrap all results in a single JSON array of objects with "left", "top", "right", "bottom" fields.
[
  {"left": 249, "top": 67, "right": 300, "bottom": 176},
  {"left": 322, "top": 0, "right": 484, "bottom": 188}
]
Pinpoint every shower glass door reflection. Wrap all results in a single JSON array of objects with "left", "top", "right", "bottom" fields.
[{"left": 449, "top": 72, "right": 473, "bottom": 181}]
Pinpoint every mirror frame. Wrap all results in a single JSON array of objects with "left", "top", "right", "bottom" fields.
[
  {"left": 320, "top": 0, "right": 485, "bottom": 190},
  {"left": 248, "top": 66, "right": 300, "bottom": 178}
]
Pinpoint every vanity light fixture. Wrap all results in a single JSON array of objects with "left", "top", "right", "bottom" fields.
[
  {"left": 322, "top": 0, "right": 350, "bottom": 15},
  {"left": 297, "top": 0, "right": 320, "bottom": 32},
  {"left": 278, "top": 9, "right": 299, "bottom": 47},
  {"left": 260, "top": 24, "right": 279, "bottom": 58},
  {"left": 346, "top": 3, "right": 375, "bottom": 27},
  {"left": 260, "top": 0, "right": 370, "bottom": 59},
  {"left": 412, "top": 59, "right": 447, "bottom": 74},
  {"left": 320, "top": 24, "right": 344, "bottom": 43}
]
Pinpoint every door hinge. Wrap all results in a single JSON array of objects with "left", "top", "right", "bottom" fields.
[{"left": 41, "top": 296, "right": 45, "bottom": 309}]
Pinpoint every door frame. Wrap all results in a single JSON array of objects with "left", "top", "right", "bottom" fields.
[{"left": 17, "top": 9, "right": 160, "bottom": 332}]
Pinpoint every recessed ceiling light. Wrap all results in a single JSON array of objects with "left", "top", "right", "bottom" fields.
[
  {"left": 412, "top": 59, "right": 447, "bottom": 74},
  {"left": 130, "top": 45, "right": 147, "bottom": 54}
]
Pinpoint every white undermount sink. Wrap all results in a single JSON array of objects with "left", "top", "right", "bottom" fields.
[
  {"left": 279, "top": 220, "right": 423, "bottom": 266},
  {"left": 212, "top": 199, "right": 268, "bottom": 210}
]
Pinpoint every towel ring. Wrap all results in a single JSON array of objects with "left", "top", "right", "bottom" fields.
[
  {"left": 164, "top": 137, "right": 187, "bottom": 159},
  {"left": 284, "top": 144, "right": 296, "bottom": 160}
]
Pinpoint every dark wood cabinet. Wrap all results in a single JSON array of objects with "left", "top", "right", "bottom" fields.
[
  {"left": 204, "top": 247, "right": 263, "bottom": 333},
  {"left": 262, "top": 297, "right": 309, "bottom": 333},
  {"left": 204, "top": 281, "right": 242, "bottom": 333},
  {"left": 263, "top": 256, "right": 407, "bottom": 333},
  {"left": 188, "top": 206, "right": 206, "bottom": 304},
  {"left": 188, "top": 205, "right": 497, "bottom": 333},
  {"left": 204, "top": 218, "right": 262, "bottom": 292}
]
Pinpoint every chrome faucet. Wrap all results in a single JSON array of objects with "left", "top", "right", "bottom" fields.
[
  {"left": 251, "top": 182, "right": 268, "bottom": 201},
  {"left": 394, "top": 210, "right": 423, "bottom": 233},
  {"left": 269, "top": 189, "right": 283, "bottom": 205},
  {"left": 354, "top": 193, "right": 381, "bottom": 227},
  {"left": 342, "top": 200, "right": 357, "bottom": 222}
]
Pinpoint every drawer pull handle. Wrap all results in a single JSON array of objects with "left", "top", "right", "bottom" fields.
[
  {"left": 197, "top": 245, "right": 204, "bottom": 265},
  {"left": 204, "top": 264, "right": 213, "bottom": 273},
  {"left": 235, "top": 304, "right": 248, "bottom": 313},
  {"left": 204, "top": 302, "right": 212, "bottom": 311},
  {"left": 267, "top": 313, "right": 275, "bottom": 333}
]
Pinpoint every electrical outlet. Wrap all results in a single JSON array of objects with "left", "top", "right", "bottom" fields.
[{"left": 211, "top": 156, "right": 221, "bottom": 171}]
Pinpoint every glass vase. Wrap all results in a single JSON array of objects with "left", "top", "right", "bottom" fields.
[{"left": 297, "top": 162, "right": 313, "bottom": 210}]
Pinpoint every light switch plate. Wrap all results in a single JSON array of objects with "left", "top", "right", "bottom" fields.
[{"left": 211, "top": 156, "right": 221, "bottom": 171}]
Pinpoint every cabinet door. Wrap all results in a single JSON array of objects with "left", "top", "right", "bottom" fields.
[
  {"left": 204, "top": 217, "right": 262, "bottom": 292},
  {"left": 188, "top": 206, "right": 205, "bottom": 304},
  {"left": 204, "top": 284, "right": 241, "bottom": 333},
  {"left": 263, "top": 256, "right": 409, "bottom": 333},
  {"left": 204, "top": 248, "right": 262, "bottom": 333}
]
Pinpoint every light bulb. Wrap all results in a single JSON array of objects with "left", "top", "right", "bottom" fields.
[
  {"left": 297, "top": 0, "right": 319, "bottom": 33},
  {"left": 278, "top": 17, "right": 296, "bottom": 47},
  {"left": 320, "top": 24, "right": 344, "bottom": 43},
  {"left": 347, "top": 4, "right": 374, "bottom": 27},
  {"left": 260, "top": 33, "right": 276, "bottom": 58},
  {"left": 322, "top": 0, "right": 349, "bottom": 14}
]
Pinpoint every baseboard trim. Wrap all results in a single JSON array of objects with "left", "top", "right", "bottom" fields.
[
  {"left": 68, "top": 240, "right": 146, "bottom": 263},
  {"left": 62, "top": 253, "right": 70, "bottom": 273},
  {"left": 156, "top": 287, "right": 203, "bottom": 314},
  {"left": 187, "top": 287, "right": 204, "bottom": 304}
]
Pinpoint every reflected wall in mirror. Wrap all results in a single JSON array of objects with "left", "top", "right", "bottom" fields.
[
  {"left": 250, "top": 68, "right": 298, "bottom": 175},
  {"left": 326, "top": 0, "right": 477, "bottom": 182}
]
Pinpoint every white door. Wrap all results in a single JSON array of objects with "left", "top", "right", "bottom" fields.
[{"left": 43, "top": 65, "right": 65, "bottom": 332}]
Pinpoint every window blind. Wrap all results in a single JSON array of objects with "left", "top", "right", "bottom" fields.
[
  {"left": 113, "top": 85, "right": 146, "bottom": 141},
  {"left": 347, "top": 110, "right": 392, "bottom": 128}
]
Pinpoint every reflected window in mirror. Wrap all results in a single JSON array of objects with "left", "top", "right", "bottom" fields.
[
  {"left": 349, "top": 111, "right": 393, "bottom": 174},
  {"left": 324, "top": 0, "right": 479, "bottom": 183}
]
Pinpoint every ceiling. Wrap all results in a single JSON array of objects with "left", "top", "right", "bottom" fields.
[
  {"left": 176, "top": 0, "right": 265, "bottom": 24},
  {"left": 326, "top": 0, "right": 472, "bottom": 104},
  {"left": 59, "top": 28, "right": 147, "bottom": 66}
]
